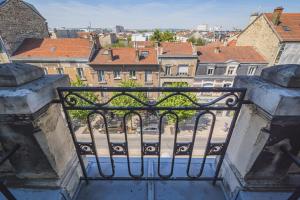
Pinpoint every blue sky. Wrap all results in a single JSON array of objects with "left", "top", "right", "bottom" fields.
[{"left": 26, "top": 0, "right": 300, "bottom": 30}]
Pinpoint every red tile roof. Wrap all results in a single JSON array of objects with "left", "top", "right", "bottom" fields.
[
  {"left": 197, "top": 46, "right": 267, "bottom": 63},
  {"left": 264, "top": 13, "right": 300, "bottom": 42},
  {"left": 159, "top": 42, "right": 194, "bottom": 55},
  {"left": 90, "top": 47, "right": 158, "bottom": 65},
  {"left": 12, "top": 38, "right": 92, "bottom": 60}
]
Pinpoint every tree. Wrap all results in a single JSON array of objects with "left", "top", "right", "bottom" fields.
[
  {"left": 188, "top": 36, "right": 206, "bottom": 46},
  {"left": 110, "top": 80, "right": 148, "bottom": 130},
  {"left": 162, "top": 31, "right": 175, "bottom": 42},
  {"left": 150, "top": 30, "right": 176, "bottom": 42},
  {"left": 69, "top": 77, "right": 98, "bottom": 122},
  {"left": 158, "top": 82, "right": 197, "bottom": 123},
  {"left": 150, "top": 29, "right": 162, "bottom": 42}
]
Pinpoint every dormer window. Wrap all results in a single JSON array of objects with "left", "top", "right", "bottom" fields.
[
  {"left": 226, "top": 65, "right": 237, "bottom": 75},
  {"left": 207, "top": 66, "right": 215, "bottom": 75},
  {"left": 140, "top": 51, "right": 149, "bottom": 58}
]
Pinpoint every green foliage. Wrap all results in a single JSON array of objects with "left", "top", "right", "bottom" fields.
[
  {"left": 69, "top": 77, "right": 98, "bottom": 121},
  {"left": 187, "top": 36, "right": 206, "bottom": 46},
  {"left": 158, "top": 82, "right": 197, "bottom": 123},
  {"left": 150, "top": 29, "right": 175, "bottom": 42},
  {"left": 110, "top": 80, "right": 148, "bottom": 117}
]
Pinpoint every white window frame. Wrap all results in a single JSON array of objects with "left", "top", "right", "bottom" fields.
[
  {"left": 165, "top": 65, "right": 171, "bottom": 76},
  {"left": 247, "top": 66, "right": 256, "bottom": 76},
  {"left": 43, "top": 68, "right": 48, "bottom": 75},
  {"left": 56, "top": 67, "right": 64, "bottom": 74},
  {"left": 145, "top": 70, "right": 152, "bottom": 83},
  {"left": 97, "top": 70, "right": 105, "bottom": 82},
  {"left": 178, "top": 64, "right": 189, "bottom": 76},
  {"left": 113, "top": 70, "right": 121, "bottom": 79},
  {"left": 76, "top": 68, "right": 85, "bottom": 79},
  {"left": 129, "top": 70, "right": 136, "bottom": 79},
  {"left": 226, "top": 65, "right": 237, "bottom": 75},
  {"left": 207, "top": 66, "right": 215, "bottom": 75}
]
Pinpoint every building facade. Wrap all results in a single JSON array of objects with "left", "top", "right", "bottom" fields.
[
  {"left": 0, "top": 0, "right": 49, "bottom": 60},
  {"left": 158, "top": 42, "right": 198, "bottom": 86},
  {"left": 194, "top": 46, "right": 268, "bottom": 88},
  {"left": 236, "top": 7, "right": 300, "bottom": 65},
  {"left": 10, "top": 38, "right": 97, "bottom": 83},
  {"left": 89, "top": 47, "right": 159, "bottom": 99}
]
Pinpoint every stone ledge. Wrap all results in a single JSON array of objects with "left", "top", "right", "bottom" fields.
[
  {"left": 234, "top": 76, "right": 300, "bottom": 116},
  {"left": 0, "top": 74, "right": 69, "bottom": 115}
]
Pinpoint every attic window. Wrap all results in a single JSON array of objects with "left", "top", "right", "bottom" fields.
[
  {"left": 282, "top": 26, "right": 291, "bottom": 31},
  {"left": 140, "top": 51, "right": 149, "bottom": 58}
]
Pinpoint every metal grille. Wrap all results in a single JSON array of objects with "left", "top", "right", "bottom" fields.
[{"left": 57, "top": 87, "right": 246, "bottom": 184}]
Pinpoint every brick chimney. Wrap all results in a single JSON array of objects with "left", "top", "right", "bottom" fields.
[
  {"left": 135, "top": 49, "right": 140, "bottom": 62},
  {"left": 91, "top": 33, "right": 101, "bottom": 50},
  {"left": 214, "top": 47, "right": 221, "bottom": 54},
  {"left": 108, "top": 48, "right": 113, "bottom": 61},
  {"left": 272, "top": 7, "right": 284, "bottom": 25}
]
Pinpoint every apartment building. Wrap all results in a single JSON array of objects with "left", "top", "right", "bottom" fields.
[
  {"left": 194, "top": 46, "right": 267, "bottom": 88},
  {"left": 10, "top": 38, "right": 97, "bottom": 83},
  {"left": 89, "top": 47, "right": 159, "bottom": 99},
  {"left": 158, "top": 42, "right": 198, "bottom": 86},
  {"left": 237, "top": 7, "right": 300, "bottom": 65}
]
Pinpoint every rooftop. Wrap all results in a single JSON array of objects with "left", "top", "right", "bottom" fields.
[
  {"left": 90, "top": 47, "right": 158, "bottom": 65},
  {"left": 11, "top": 38, "right": 93, "bottom": 62},
  {"left": 159, "top": 42, "right": 195, "bottom": 56},
  {"left": 264, "top": 13, "right": 300, "bottom": 42},
  {"left": 197, "top": 46, "right": 267, "bottom": 63}
]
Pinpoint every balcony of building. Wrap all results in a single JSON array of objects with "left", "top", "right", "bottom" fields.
[{"left": 0, "top": 63, "right": 300, "bottom": 200}]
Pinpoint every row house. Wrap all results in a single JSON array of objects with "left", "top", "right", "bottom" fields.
[
  {"left": 237, "top": 7, "right": 300, "bottom": 65},
  {"left": 89, "top": 47, "right": 160, "bottom": 99},
  {"left": 158, "top": 42, "right": 198, "bottom": 86},
  {"left": 194, "top": 45, "right": 267, "bottom": 117},
  {"left": 194, "top": 46, "right": 267, "bottom": 88},
  {"left": 10, "top": 38, "right": 98, "bottom": 83}
]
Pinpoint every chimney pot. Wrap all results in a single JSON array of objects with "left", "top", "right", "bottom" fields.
[
  {"left": 108, "top": 48, "right": 113, "bottom": 61},
  {"left": 272, "top": 7, "right": 284, "bottom": 25},
  {"left": 135, "top": 49, "right": 140, "bottom": 62},
  {"left": 214, "top": 47, "right": 221, "bottom": 54}
]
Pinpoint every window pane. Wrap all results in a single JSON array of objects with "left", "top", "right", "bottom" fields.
[
  {"left": 97, "top": 70, "right": 105, "bottom": 82},
  {"left": 130, "top": 70, "right": 136, "bottom": 78},
  {"left": 178, "top": 65, "right": 188, "bottom": 75},
  {"left": 114, "top": 70, "right": 121, "bottom": 79},
  {"left": 76, "top": 68, "right": 84, "bottom": 79},
  {"left": 145, "top": 70, "right": 152, "bottom": 82},
  {"left": 57, "top": 68, "right": 64, "bottom": 74}
]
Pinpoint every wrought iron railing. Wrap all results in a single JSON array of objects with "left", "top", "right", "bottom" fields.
[{"left": 57, "top": 87, "right": 246, "bottom": 184}]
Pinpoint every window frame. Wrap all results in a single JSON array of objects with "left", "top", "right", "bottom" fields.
[
  {"left": 56, "top": 67, "right": 64, "bottom": 75},
  {"left": 207, "top": 66, "right": 215, "bottom": 75},
  {"left": 165, "top": 65, "right": 172, "bottom": 76},
  {"left": 97, "top": 70, "right": 105, "bottom": 82},
  {"left": 226, "top": 65, "right": 237, "bottom": 75},
  {"left": 113, "top": 70, "right": 121, "bottom": 79},
  {"left": 177, "top": 64, "right": 189, "bottom": 76},
  {"left": 145, "top": 70, "right": 152, "bottom": 83},
  {"left": 76, "top": 67, "right": 85, "bottom": 79},
  {"left": 129, "top": 70, "right": 136, "bottom": 79},
  {"left": 247, "top": 66, "right": 257, "bottom": 76}
]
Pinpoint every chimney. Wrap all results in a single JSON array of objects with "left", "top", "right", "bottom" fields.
[
  {"left": 249, "top": 12, "right": 259, "bottom": 24},
  {"left": 91, "top": 33, "right": 101, "bottom": 50},
  {"left": 214, "top": 47, "right": 221, "bottom": 54},
  {"left": 272, "top": 7, "right": 283, "bottom": 25},
  {"left": 108, "top": 48, "right": 113, "bottom": 61},
  {"left": 135, "top": 49, "right": 140, "bottom": 62}
]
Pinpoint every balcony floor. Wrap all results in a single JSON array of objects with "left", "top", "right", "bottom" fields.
[{"left": 74, "top": 157, "right": 226, "bottom": 200}]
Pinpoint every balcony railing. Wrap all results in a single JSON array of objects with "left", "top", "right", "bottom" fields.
[{"left": 57, "top": 87, "right": 246, "bottom": 184}]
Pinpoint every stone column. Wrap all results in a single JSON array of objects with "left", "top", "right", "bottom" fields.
[
  {"left": 222, "top": 64, "right": 300, "bottom": 199},
  {"left": 0, "top": 63, "right": 81, "bottom": 199}
]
